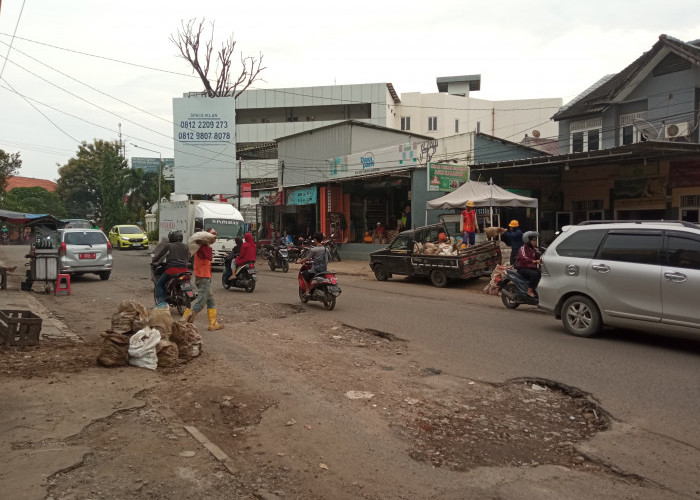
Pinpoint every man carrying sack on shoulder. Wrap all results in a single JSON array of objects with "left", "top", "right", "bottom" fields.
[{"left": 183, "top": 229, "right": 223, "bottom": 331}]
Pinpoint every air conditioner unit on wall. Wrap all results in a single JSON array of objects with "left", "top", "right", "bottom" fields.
[{"left": 665, "top": 122, "right": 690, "bottom": 138}]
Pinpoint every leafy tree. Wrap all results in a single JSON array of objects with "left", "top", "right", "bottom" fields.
[
  {"left": 0, "top": 149, "right": 22, "bottom": 193},
  {"left": 56, "top": 140, "right": 128, "bottom": 224},
  {"left": 2, "top": 186, "right": 67, "bottom": 217}
]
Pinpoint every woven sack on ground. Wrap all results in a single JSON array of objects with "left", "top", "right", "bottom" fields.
[
  {"left": 96, "top": 331, "right": 131, "bottom": 367},
  {"left": 111, "top": 299, "right": 149, "bottom": 334},
  {"left": 156, "top": 340, "right": 179, "bottom": 367},
  {"left": 149, "top": 308, "right": 173, "bottom": 340}
]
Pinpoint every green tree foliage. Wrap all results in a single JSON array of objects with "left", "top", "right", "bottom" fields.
[
  {"left": 57, "top": 140, "right": 167, "bottom": 228},
  {"left": 1, "top": 186, "right": 67, "bottom": 217},
  {"left": 0, "top": 149, "right": 22, "bottom": 193}
]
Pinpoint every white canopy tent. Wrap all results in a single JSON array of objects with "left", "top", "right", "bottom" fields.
[{"left": 426, "top": 180, "right": 538, "bottom": 231}]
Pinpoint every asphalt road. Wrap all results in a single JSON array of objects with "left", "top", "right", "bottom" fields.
[{"left": 91, "top": 249, "right": 700, "bottom": 449}]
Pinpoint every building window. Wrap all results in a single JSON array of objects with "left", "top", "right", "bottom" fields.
[
  {"left": 455, "top": 119, "right": 459, "bottom": 133},
  {"left": 570, "top": 118, "right": 602, "bottom": 153},
  {"left": 401, "top": 116, "right": 411, "bottom": 131},
  {"left": 428, "top": 116, "right": 438, "bottom": 131},
  {"left": 619, "top": 112, "right": 648, "bottom": 146}
]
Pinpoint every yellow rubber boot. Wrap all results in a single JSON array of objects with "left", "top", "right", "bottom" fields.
[
  {"left": 184, "top": 308, "right": 198, "bottom": 323},
  {"left": 207, "top": 308, "right": 223, "bottom": 331}
]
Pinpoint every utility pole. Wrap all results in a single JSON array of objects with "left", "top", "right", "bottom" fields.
[
  {"left": 278, "top": 161, "right": 285, "bottom": 232},
  {"left": 237, "top": 157, "right": 242, "bottom": 210}
]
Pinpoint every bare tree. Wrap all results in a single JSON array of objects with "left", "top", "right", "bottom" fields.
[{"left": 171, "top": 18, "right": 265, "bottom": 98}]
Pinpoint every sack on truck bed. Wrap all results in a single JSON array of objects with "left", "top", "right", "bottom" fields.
[
  {"left": 97, "top": 331, "right": 131, "bottom": 367},
  {"left": 128, "top": 327, "right": 161, "bottom": 370},
  {"left": 111, "top": 299, "right": 149, "bottom": 335}
]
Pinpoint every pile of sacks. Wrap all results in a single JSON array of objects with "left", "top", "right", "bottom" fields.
[
  {"left": 97, "top": 299, "right": 202, "bottom": 370},
  {"left": 414, "top": 239, "right": 460, "bottom": 257},
  {"left": 483, "top": 264, "right": 509, "bottom": 295}
]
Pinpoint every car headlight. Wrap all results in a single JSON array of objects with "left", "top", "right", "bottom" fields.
[{"left": 121, "top": 236, "right": 130, "bottom": 241}]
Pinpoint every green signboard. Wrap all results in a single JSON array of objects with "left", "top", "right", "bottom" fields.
[{"left": 427, "top": 163, "right": 470, "bottom": 192}]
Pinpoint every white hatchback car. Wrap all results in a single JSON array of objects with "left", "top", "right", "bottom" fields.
[{"left": 538, "top": 221, "right": 700, "bottom": 338}]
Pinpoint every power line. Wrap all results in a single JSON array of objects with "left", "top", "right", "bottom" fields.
[{"left": 0, "top": 0, "right": 24, "bottom": 79}]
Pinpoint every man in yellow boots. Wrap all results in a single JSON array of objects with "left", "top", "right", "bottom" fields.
[{"left": 183, "top": 228, "right": 223, "bottom": 330}]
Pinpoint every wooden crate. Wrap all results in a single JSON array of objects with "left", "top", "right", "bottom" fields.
[{"left": 0, "top": 310, "right": 43, "bottom": 346}]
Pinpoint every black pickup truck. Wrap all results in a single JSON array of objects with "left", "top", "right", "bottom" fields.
[{"left": 369, "top": 223, "right": 502, "bottom": 287}]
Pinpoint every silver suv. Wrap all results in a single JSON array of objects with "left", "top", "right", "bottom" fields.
[
  {"left": 58, "top": 228, "right": 113, "bottom": 280},
  {"left": 538, "top": 221, "right": 700, "bottom": 338}
]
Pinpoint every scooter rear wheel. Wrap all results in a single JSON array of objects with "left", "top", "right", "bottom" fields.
[
  {"left": 323, "top": 293, "right": 336, "bottom": 311},
  {"left": 222, "top": 273, "right": 231, "bottom": 289},
  {"left": 175, "top": 292, "right": 191, "bottom": 316},
  {"left": 501, "top": 282, "right": 520, "bottom": 309}
]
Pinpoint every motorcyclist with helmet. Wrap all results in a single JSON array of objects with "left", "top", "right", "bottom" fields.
[
  {"left": 151, "top": 230, "right": 191, "bottom": 308},
  {"left": 515, "top": 231, "right": 542, "bottom": 298},
  {"left": 301, "top": 232, "right": 329, "bottom": 296},
  {"left": 271, "top": 230, "right": 285, "bottom": 266}
]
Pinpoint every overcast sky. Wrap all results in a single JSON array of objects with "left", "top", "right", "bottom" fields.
[{"left": 1, "top": 0, "right": 699, "bottom": 181}]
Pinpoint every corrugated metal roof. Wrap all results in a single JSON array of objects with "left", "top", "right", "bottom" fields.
[{"left": 553, "top": 35, "right": 700, "bottom": 121}]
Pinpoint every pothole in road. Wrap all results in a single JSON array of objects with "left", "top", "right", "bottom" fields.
[
  {"left": 392, "top": 377, "right": 612, "bottom": 473},
  {"left": 320, "top": 324, "right": 407, "bottom": 352},
  {"left": 227, "top": 303, "right": 304, "bottom": 322}
]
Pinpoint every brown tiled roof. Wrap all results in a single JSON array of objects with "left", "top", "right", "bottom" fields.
[
  {"left": 5, "top": 176, "right": 58, "bottom": 192},
  {"left": 553, "top": 35, "right": 700, "bottom": 121}
]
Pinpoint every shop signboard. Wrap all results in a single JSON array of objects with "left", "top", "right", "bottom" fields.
[
  {"left": 427, "top": 163, "right": 470, "bottom": 191},
  {"left": 614, "top": 176, "right": 666, "bottom": 200},
  {"left": 328, "top": 141, "right": 422, "bottom": 180},
  {"left": 172, "top": 96, "right": 236, "bottom": 194},
  {"left": 287, "top": 186, "right": 317, "bottom": 205}
]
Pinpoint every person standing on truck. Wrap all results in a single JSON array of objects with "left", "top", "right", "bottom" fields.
[
  {"left": 461, "top": 200, "right": 479, "bottom": 246},
  {"left": 184, "top": 228, "right": 223, "bottom": 331},
  {"left": 500, "top": 220, "right": 524, "bottom": 266}
]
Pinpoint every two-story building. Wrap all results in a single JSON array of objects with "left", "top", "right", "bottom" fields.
[{"left": 469, "top": 34, "right": 700, "bottom": 241}]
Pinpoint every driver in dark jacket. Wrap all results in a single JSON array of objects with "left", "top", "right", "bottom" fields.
[{"left": 152, "top": 230, "right": 190, "bottom": 308}]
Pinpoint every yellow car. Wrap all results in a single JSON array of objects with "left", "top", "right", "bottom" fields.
[{"left": 108, "top": 225, "right": 149, "bottom": 250}]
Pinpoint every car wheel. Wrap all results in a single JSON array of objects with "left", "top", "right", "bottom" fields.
[
  {"left": 373, "top": 264, "right": 389, "bottom": 281},
  {"left": 501, "top": 282, "right": 519, "bottom": 309},
  {"left": 430, "top": 269, "right": 448, "bottom": 288},
  {"left": 99, "top": 271, "right": 111, "bottom": 281},
  {"left": 562, "top": 295, "right": 602, "bottom": 338}
]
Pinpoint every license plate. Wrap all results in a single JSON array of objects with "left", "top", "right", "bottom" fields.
[
  {"left": 181, "top": 283, "right": 192, "bottom": 291},
  {"left": 79, "top": 253, "right": 96, "bottom": 259},
  {"left": 132, "top": 244, "right": 142, "bottom": 248}
]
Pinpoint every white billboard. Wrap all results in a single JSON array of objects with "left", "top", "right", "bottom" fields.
[{"left": 172, "top": 96, "right": 237, "bottom": 195}]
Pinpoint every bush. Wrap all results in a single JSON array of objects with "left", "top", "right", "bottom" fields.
[{"left": 148, "top": 229, "right": 160, "bottom": 245}]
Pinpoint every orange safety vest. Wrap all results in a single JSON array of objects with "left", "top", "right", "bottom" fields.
[{"left": 461, "top": 209, "right": 477, "bottom": 232}]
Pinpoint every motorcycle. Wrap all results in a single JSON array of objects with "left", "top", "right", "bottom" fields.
[
  {"left": 298, "top": 259, "right": 341, "bottom": 310},
  {"left": 268, "top": 245, "right": 290, "bottom": 273},
  {"left": 499, "top": 268, "right": 539, "bottom": 309},
  {"left": 322, "top": 233, "right": 341, "bottom": 262},
  {"left": 222, "top": 260, "right": 257, "bottom": 293},
  {"left": 151, "top": 263, "right": 195, "bottom": 315}
]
